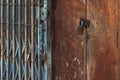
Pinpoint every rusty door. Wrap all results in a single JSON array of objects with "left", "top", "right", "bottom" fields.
[
  {"left": 53, "top": 0, "right": 86, "bottom": 80},
  {"left": 0, "top": 0, "right": 52, "bottom": 80},
  {"left": 53, "top": 0, "right": 119, "bottom": 80},
  {"left": 87, "top": 0, "right": 118, "bottom": 80}
]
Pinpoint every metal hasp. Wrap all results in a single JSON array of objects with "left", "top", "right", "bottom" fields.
[
  {"left": 78, "top": 18, "right": 90, "bottom": 34},
  {"left": 0, "top": 0, "right": 52, "bottom": 80}
]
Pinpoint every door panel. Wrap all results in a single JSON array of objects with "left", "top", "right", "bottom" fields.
[
  {"left": 87, "top": 0, "right": 118, "bottom": 80},
  {"left": 52, "top": 0, "right": 85, "bottom": 80}
]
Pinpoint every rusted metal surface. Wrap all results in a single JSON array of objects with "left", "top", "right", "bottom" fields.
[
  {"left": 118, "top": 0, "right": 120, "bottom": 80},
  {"left": 53, "top": 0, "right": 119, "bottom": 80},
  {"left": 87, "top": 0, "right": 118, "bottom": 80},
  {"left": 52, "top": 0, "right": 85, "bottom": 80}
]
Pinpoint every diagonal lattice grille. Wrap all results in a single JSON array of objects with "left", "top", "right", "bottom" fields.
[{"left": 0, "top": 0, "right": 51, "bottom": 80}]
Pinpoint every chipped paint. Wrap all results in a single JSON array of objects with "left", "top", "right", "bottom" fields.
[{"left": 0, "top": 0, "right": 51, "bottom": 80}]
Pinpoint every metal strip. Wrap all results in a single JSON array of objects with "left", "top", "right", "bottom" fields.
[
  {"left": 43, "top": 1, "right": 47, "bottom": 80},
  {"left": 18, "top": 0, "right": 21, "bottom": 80},
  {"left": 12, "top": 0, "right": 15, "bottom": 80},
  {"left": 6, "top": 0, "right": 9, "bottom": 80},
  {"left": 38, "top": 0, "right": 41, "bottom": 79},
  {"left": 24, "top": 0, "right": 27, "bottom": 80},
  {"left": 0, "top": 0, "right": 3, "bottom": 79},
  {"left": 31, "top": 0, "right": 34, "bottom": 80}
]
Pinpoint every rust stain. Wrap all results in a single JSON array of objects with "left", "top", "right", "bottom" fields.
[
  {"left": 52, "top": 0, "right": 119, "bottom": 80},
  {"left": 119, "top": 0, "right": 120, "bottom": 79},
  {"left": 87, "top": 0, "right": 118, "bottom": 80},
  {"left": 52, "top": 0, "right": 85, "bottom": 80}
]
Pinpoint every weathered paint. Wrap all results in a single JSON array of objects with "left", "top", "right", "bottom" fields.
[
  {"left": 0, "top": 0, "right": 52, "bottom": 80},
  {"left": 53, "top": 0, "right": 119, "bottom": 80},
  {"left": 118, "top": 0, "right": 120, "bottom": 80},
  {"left": 0, "top": 0, "right": 3, "bottom": 79},
  {"left": 87, "top": 0, "right": 118, "bottom": 80},
  {"left": 52, "top": 0, "right": 85, "bottom": 80}
]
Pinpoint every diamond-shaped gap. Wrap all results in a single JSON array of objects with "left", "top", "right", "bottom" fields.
[
  {"left": 10, "top": 61, "right": 14, "bottom": 79},
  {"left": 28, "top": 52, "right": 34, "bottom": 79},
  {"left": 21, "top": 59, "right": 25, "bottom": 80},
  {"left": 15, "top": 38, "right": 19, "bottom": 58},
  {"left": 15, "top": 56, "right": 19, "bottom": 79},
  {"left": 26, "top": 39, "right": 31, "bottom": 61},
  {"left": 35, "top": 62, "right": 38, "bottom": 79},
  {"left": 15, "top": 55, "right": 19, "bottom": 79},
  {"left": 30, "top": 43, "right": 37, "bottom": 80},
  {"left": 9, "top": 38, "right": 14, "bottom": 79},
  {"left": 27, "top": 55, "right": 31, "bottom": 80},
  {"left": 14, "top": 41, "right": 19, "bottom": 61},
  {"left": 8, "top": 47, "right": 12, "bottom": 79},
  {"left": 34, "top": 41, "right": 39, "bottom": 79},
  {"left": 4, "top": 38, "right": 10, "bottom": 78},
  {"left": 9, "top": 38, "right": 16, "bottom": 79},
  {"left": 21, "top": 39, "right": 26, "bottom": 80},
  {"left": 21, "top": 39, "right": 25, "bottom": 65},
  {"left": 34, "top": 41, "right": 38, "bottom": 62},
  {"left": 22, "top": 38, "right": 29, "bottom": 80},
  {"left": 9, "top": 39, "right": 13, "bottom": 57},
  {"left": 25, "top": 38, "right": 32, "bottom": 79},
  {"left": 29, "top": 35, "right": 37, "bottom": 80},
  {"left": 14, "top": 38, "right": 19, "bottom": 79},
  {"left": 21, "top": 39, "right": 25, "bottom": 55},
  {"left": 3, "top": 39, "right": 7, "bottom": 57}
]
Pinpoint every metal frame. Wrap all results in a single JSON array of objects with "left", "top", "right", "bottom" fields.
[{"left": 0, "top": 0, "right": 52, "bottom": 80}]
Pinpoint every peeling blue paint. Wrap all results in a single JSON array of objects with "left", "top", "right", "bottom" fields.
[{"left": 0, "top": 0, "right": 51, "bottom": 80}]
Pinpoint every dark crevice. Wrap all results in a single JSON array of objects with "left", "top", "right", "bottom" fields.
[{"left": 84, "top": 0, "right": 89, "bottom": 80}]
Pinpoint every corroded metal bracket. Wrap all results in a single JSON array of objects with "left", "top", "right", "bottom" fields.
[{"left": 78, "top": 18, "right": 90, "bottom": 34}]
